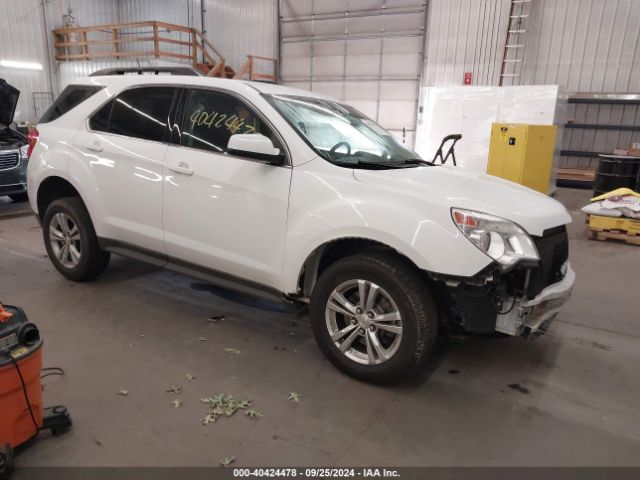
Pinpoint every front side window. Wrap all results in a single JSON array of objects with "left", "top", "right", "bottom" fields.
[
  {"left": 89, "top": 87, "right": 177, "bottom": 142},
  {"left": 180, "top": 89, "right": 273, "bottom": 153},
  {"left": 267, "top": 94, "right": 422, "bottom": 168}
]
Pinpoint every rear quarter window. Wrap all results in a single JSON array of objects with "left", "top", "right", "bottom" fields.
[{"left": 40, "top": 85, "right": 104, "bottom": 123}]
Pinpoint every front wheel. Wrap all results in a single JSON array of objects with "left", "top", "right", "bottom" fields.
[
  {"left": 42, "top": 197, "right": 110, "bottom": 281},
  {"left": 310, "top": 252, "right": 438, "bottom": 383}
]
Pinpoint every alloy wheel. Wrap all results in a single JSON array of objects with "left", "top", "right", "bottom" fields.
[
  {"left": 325, "top": 279, "right": 403, "bottom": 365},
  {"left": 49, "top": 212, "right": 82, "bottom": 269}
]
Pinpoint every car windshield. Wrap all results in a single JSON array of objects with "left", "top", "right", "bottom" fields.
[{"left": 266, "top": 94, "right": 427, "bottom": 169}]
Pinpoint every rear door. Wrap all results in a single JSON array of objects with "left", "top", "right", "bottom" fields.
[
  {"left": 162, "top": 88, "right": 292, "bottom": 288},
  {"left": 74, "top": 86, "right": 179, "bottom": 253}
]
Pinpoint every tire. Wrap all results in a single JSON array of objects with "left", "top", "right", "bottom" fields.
[
  {"left": 9, "top": 192, "right": 28, "bottom": 202},
  {"left": 42, "top": 197, "right": 110, "bottom": 281},
  {"left": 310, "top": 251, "right": 438, "bottom": 384}
]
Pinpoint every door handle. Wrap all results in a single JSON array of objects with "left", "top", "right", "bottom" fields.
[
  {"left": 168, "top": 161, "right": 194, "bottom": 176},
  {"left": 81, "top": 141, "right": 103, "bottom": 152}
]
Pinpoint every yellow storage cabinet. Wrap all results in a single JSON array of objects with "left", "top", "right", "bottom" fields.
[{"left": 487, "top": 123, "right": 557, "bottom": 194}]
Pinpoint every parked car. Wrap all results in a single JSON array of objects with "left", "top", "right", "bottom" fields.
[
  {"left": 0, "top": 79, "right": 29, "bottom": 202},
  {"left": 26, "top": 76, "right": 575, "bottom": 383}
]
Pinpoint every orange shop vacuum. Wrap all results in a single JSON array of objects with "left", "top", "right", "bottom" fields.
[{"left": 0, "top": 303, "right": 72, "bottom": 479}]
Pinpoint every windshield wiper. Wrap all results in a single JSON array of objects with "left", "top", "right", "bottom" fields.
[
  {"left": 399, "top": 158, "right": 435, "bottom": 166},
  {"left": 331, "top": 159, "right": 414, "bottom": 169}
]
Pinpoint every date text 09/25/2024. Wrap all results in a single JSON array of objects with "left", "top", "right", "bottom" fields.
[{"left": 232, "top": 468, "right": 401, "bottom": 478}]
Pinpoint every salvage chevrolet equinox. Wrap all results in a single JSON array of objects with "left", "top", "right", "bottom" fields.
[{"left": 27, "top": 76, "right": 575, "bottom": 383}]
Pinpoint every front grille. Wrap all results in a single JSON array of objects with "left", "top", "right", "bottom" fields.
[
  {"left": 0, "top": 152, "right": 20, "bottom": 171},
  {"left": 529, "top": 225, "right": 569, "bottom": 297}
]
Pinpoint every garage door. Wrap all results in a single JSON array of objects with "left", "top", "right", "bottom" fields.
[{"left": 279, "top": 0, "right": 426, "bottom": 148}]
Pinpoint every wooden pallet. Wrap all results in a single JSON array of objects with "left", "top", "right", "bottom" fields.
[
  {"left": 588, "top": 228, "right": 640, "bottom": 246},
  {"left": 587, "top": 214, "right": 640, "bottom": 246}
]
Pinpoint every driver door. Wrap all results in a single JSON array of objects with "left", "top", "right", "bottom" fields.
[{"left": 162, "top": 89, "right": 292, "bottom": 289}]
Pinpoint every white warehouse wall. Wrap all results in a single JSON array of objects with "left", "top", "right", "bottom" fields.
[
  {"left": 521, "top": 0, "right": 640, "bottom": 93},
  {"left": 423, "top": 0, "right": 511, "bottom": 86},
  {"left": 0, "top": 1, "right": 53, "bottom": 124},
  {"left": 1, "top": 0, "right": 276, "bottom": 123},
  {"left": 423, "top": 0, "right": 640, "bottom": 93},
  {"left": 111, "top": 0, "right": 278, "bottom": 72},
  {"left": 0, "top": 0, "right": 121, "bottom": 123},
  {"left": 203, "top": 0, "right": 278, "bottom": 72},
  {"left": 422, "top": 0, "right": 640, "bottom": 168},
  {"left": 5, "top": 0, "right": 640, "bottom": 125}
]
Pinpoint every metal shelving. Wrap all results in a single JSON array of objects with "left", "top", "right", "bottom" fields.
[{"left": 558, "top": 93, "right": 640, "bottom": 187}]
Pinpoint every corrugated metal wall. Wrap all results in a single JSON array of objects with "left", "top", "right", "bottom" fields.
[
  {"left": 117, "top": 0, "right": 200, "bottom": 57},
  {"left": 0, "top": 1, "right": 52, "bottom": 123},
  {"left": 107, "top": 0, "right": 278, "bottom": 73},
  {"left": 423, "top": 0, "right": 511, "bottom": 86},
  {"left": 423, "top": 0, "right": 640, "bottom": 92},
  {"left": 0, "top": 0, "right": 121, "bottom": 123},
  {"left": 423, "top": 0, "right": 640, "bottom": 168},
  {"left": 118, "top": 0, "right": 198, "bottom": 27},
  {"left": 521, "top": 0, "right": 640, "bottom": 92},
  {"left": 520, "top": 0, "right": 640, "bottom": 169},
  {"left": 203, "top": 0, "right": 277, "bottom": 72},
  {"left": 46, "top": 0, "right": 121, "bottom": 28}
]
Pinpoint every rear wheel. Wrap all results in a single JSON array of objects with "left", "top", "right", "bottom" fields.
[
  {"left": 310, "top": 252, "right": 438, "bottom": 383},
  {"left": 42, "top": 197, "right": 110, "bottom": 281}
]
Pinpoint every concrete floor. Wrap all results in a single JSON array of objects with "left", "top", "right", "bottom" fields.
[{"left": 1, "top": 188, "right": 639, "bottom": 467}]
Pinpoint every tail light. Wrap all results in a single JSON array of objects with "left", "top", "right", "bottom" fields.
[{"left": 27, "top": 128, "right": 39, "bottom": 158}]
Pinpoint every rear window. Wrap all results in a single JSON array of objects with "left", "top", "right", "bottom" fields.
[
  {"left": 40, "top": 85, "right": 103, "bottom": 123},
  {"left": 89, "top": 87, "right": 178, "bottom": 143}
]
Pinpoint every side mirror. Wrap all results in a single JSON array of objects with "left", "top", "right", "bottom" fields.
[{"left": 227, "top": 133, "right": 285, "bottom": 164}]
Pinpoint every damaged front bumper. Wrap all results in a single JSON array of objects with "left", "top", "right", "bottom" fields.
[{"left": 495, "top": 263, "right": 575, "bottom": 337}]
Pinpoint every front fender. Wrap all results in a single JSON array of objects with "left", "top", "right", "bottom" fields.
[{"left": 281, "top": 161, "right": 493, "bottom": 293}]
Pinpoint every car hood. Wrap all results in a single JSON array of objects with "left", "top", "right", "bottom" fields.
[
  {"left": 0, "top": 79, "right": 19, "bottom": 127},
  {"left": 353, "top": 165, "right": 571, "bottom": 236}
]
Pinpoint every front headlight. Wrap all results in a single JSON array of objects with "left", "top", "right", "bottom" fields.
[
  {"left": 19, "top": 144, "right": 29, "bottom": 159},
  {"left": 451, "top": 208, "right": 539, "bottom": 269}
]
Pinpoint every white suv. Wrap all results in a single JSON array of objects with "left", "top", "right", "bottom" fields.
[{"left": 27, "top": 76, "right": 575, "bottom": 383}]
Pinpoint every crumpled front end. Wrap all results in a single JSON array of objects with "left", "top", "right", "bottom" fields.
[
  {"left": 495, "top": 262, "right": 574, "bottom": 336},
  {"left": 432, "top": 225, "right": 574, "bottom": 337}
]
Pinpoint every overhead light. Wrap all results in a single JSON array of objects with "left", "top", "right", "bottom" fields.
[{"left": 0, "top": 60, "right": 43, "bottom": 70}]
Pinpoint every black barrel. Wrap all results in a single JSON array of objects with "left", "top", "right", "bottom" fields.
[{"left": 594, "top": 155, "right": 640, "bottom": 197}]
